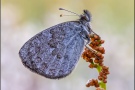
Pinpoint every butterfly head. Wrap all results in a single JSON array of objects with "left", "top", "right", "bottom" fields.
[{"left": 80, "top": 10, "right": 91, "bottom": 22}]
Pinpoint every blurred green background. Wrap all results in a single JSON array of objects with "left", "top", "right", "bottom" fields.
[{"left": 1, "top": 0, "right": 134, "bottom": 90}]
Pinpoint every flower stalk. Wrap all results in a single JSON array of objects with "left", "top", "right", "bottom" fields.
[{"left": 82, "top": 34, "right": 110, "bottom": 90}]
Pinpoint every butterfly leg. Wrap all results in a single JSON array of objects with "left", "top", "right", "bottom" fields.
[{"left": 85, "top": 45, "right": 100, "bottom": 60}]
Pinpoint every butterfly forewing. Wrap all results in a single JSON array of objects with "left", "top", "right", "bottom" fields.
[{"left": 19, "top": 21, "right": 85, "bottom": 79}]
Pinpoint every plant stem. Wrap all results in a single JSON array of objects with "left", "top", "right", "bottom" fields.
[
  {"left": 96, "top": 64, "right": 106, "bottom": 90},
  {"left": 96, "top": 64, "right": 102, "bottom": 72},
  {"left": 99, "top": 81, "right": 106, "bottom": 90}
]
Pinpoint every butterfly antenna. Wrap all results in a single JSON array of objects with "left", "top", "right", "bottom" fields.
[{"left": 59, "top": 8, "right": 80, "bottom": 17}]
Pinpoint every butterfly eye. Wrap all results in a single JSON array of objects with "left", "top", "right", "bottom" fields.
[
  {"left": 85, "top": 15, "right": 90, "bottom": 22},
  {"left": 81, "top": 15, "right": 90, "bottom": 22}
]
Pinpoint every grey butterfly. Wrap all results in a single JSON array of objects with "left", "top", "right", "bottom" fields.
[{"left": 19, "top": 8, "right": 93, "bottom": 79}]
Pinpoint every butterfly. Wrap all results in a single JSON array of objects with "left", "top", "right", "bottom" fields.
[{"left": 19, "top": 8, "right": 94, "bottom": 79}]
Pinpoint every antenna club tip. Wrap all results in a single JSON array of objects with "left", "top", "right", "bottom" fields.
[
  {"left": 59, "top": 8, "right": 64, "bottom": 10},
  {"left": 60, "top": 14, "right": 63, "bottom": 17}
]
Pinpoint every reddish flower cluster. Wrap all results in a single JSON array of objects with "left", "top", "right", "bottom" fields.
[
  {"left": 82, "top": 34, "right": 110, "bottom": 89},
  {"left": 86, "top": 79, "right": 99, "bottom": 87},
  {"left": 98, "top": 66, "right": 109, "bottom": 83}
]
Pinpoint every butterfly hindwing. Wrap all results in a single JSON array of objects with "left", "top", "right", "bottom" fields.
[{"left": 19, "top": 21, "right": 85, "bottom": 79}]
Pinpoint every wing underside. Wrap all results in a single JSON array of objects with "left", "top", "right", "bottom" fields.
[{"left": 19, "top": 21, "right": 85, "bottom": 79}]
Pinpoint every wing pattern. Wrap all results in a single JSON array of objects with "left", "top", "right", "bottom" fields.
[{"left": 19, "top": 21, "right": 85, "bottom": 79}]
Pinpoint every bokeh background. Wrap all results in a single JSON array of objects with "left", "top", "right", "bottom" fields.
[{"left": 1, "top": 0, "right": 134, "bottom": 90}]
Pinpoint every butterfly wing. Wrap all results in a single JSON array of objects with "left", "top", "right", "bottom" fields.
[{"left": 19, "top": 21, "right": 85, "bottom": 79}]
